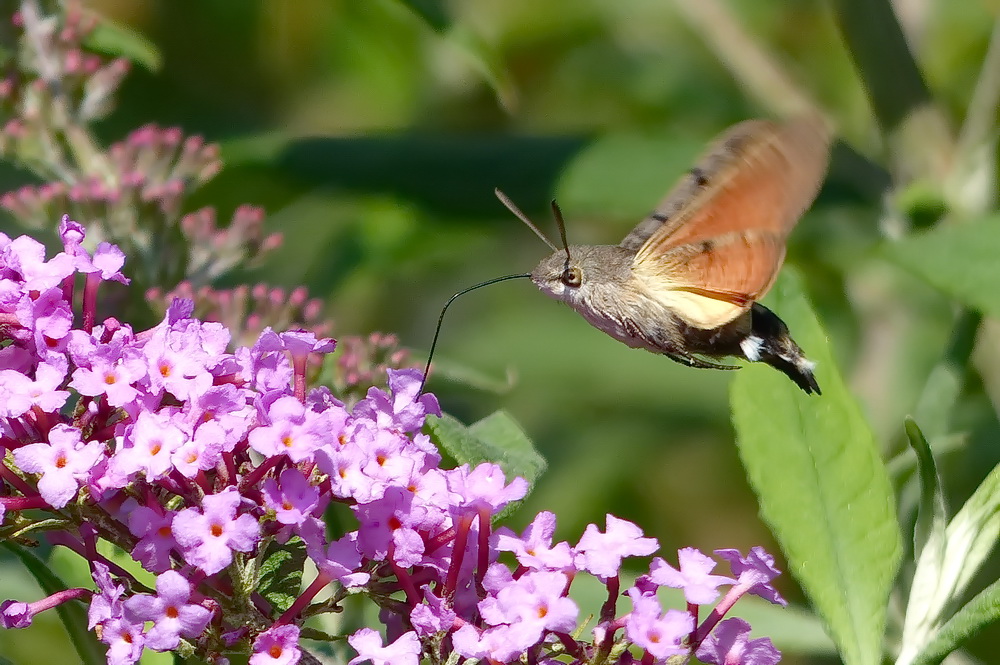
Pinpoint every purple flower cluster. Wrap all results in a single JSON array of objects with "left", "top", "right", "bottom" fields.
[{"left": 0, "top": 222, "right": 786, "bottom": 665}]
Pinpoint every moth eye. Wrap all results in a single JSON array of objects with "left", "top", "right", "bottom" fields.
[{"left": 561, "top": 266, "right": 582, "bottom": 287}]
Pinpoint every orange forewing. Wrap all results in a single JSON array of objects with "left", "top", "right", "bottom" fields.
[{"left": 630, "top": 116, "right": 830, "bottom": 327}]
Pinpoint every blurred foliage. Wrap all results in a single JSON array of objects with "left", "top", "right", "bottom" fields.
[{"left": 1, "top": 0, "right": 998, "bottom": 663}]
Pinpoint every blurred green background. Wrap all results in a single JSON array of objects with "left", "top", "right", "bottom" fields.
[{"left": 2, "top": 0, "right": 999, "bottom": 663}]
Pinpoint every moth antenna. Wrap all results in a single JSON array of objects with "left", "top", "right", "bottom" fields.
[
  {"left": 495, "top": 188, "right": 559, "bottom": 252},
  {"left": 420, "top": 272, "right": 532, "bottom": 394},
  {"left": 550, "top": 199, "right": 571, "bottom": 262}
]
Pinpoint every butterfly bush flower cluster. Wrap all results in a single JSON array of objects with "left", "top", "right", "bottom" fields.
[
  {"left": 0, "top": 0, "right": 279, "bottom": 289},
  {"left": 0, "top": 220, "right": 786, "bottom": 665}
]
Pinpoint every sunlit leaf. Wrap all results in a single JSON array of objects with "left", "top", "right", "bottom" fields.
[
  {"left": 909, "top": 579, "right": 1000, "bottom": 665},
  {"left": 899, "top": 460, "right": 1000, "bottom": 665},
  {"left": 731, "top": 270, "right": 901, "bottom": 665},
  {"left": 469, "top": 409, "right": 547, "bottom": 486},
  {"left": 426, "top": 411, "right": 546, "bottom": 487},
  {"left": 258, "top": 538, "right": 306, "bottom": 614},
  {"left": 903, "top": 418, "right": 948, "bottom": 560}
]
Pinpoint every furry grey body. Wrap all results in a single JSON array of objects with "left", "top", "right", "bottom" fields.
[{"left": 530, "top": 244, "right": 820, "bottom": 394}]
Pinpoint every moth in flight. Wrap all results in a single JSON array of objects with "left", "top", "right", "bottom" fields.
[{"left": 498, "top": 116, "right": 830, "bottom": 394}]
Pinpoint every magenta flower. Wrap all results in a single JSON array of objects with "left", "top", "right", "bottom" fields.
[
  {"left": 495, "top": 510, "right": 575, "bottom": 571},
  {"left": 0, "top": 600, "right": 32, "bottom": 628},
  {"left": 88, "top": 562, "right": 126, "bottom": 630},
  {"left": 250, "top": 624, "right": 302, "bottom": 665},
  {"left": 446, "top": 462, "right": 529, "bottom": 514},
  {"left": 575, "top": 514, "right": 659, "bottom": 580},
  {"left": 172, "top": 420, "right": 227, "bottom": 478},
  {"left": 410, "top": 587, "right": 457, "bottom": 637},
  {"left": 78, "top": 242, "right": 129, "bottom": 284},
  {"left": 625, "top": 587, "right": 694, "bottom": 661},
  {"left": 127, "top": 504, "right": 178, "bottom": 573},
  {"left": 277, "top": 329, "right": 335, "bottom": 357},
  {"left": 13, "top": 424, "right": 105, "bottom": 508},
  {"left": 100, "top": 616, "right": 146, "bottom": 665},
  {"left": 353, "top": 368, "right": 440, "bottom": 434},
  {"left": 477, "top": 570, "right": 577, "bottom": 658},
  {"left": 696, "top": 617, "right": 781, "bottom": 665},
  {"left": 248, "top": 395, "right": 329, "bottom": 462},
  {"left": 262, "top": 468, "right": 324, "bottom": 526},
  {"left": 109, "top": 410, "right": 187, "bottom": 482},
  {"left": 650, "top": 547, "right": 735, "bottom": 605},
  {"left": 347, "top": 628, "right": 421, "bottom": 665},
  {"left": 0, "top": 362, "right": 69, "bottom": 418},
  {"left": 123, "top": 570, "right": 212, "bottom": 651},
  {"left": 68, "top": 341, "right": 145, "bottom": 407},
  {"left": 716, "top": 547, "right": 787, "bottom": 606},
  {"left": 171, "top": 488, "right": 261, "bottom": 575}
]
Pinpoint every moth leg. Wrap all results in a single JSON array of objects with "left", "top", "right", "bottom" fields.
[{"left": 664, "top": 350, "right": 740, "bottom": 371}]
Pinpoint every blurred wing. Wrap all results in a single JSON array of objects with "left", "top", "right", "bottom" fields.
[{"left": 627, "top": 116, "right": 830, "bottom": 329}]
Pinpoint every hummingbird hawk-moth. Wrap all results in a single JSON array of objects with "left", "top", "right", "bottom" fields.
[{"left": 497, "top": 116, "right": 831, "bottom": 394}]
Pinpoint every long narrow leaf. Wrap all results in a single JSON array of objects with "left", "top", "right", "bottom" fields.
[
  {"left": 731, "top": 270, "right": 901, "bottom": 665},
  {"left": 827, "top": 0, "right": 930, "bottom": 131},
  {"left": 1, "top": 542, "right": 105, "bottom": 665},
  {"left": 910, "top": 579, "right": 1000, "bottom": 665}
]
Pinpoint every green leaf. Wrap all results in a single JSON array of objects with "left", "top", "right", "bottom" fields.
[
  {"left": 903, "top": 419, "right": 948, "bottom": 560},
  {"left": 446, "top": 26, "right": 518, "bottom": 112},
  {"left": 469, "top": 410, "right": 547, "bottom": 486},
  {"left": 257, "top": 537, "right": 306, "bottom": 614},
  {"left": 83, "top": 18, "right": 162, "bottom": 72},
  {"left": 886, "top": 215, "right": 1000, "bottom": 317},
  {"left": 898, "top": 459, "right": 1000, "bottom": 664},
  {"left": 912, "top": 311, "right": 980, "bottom": 443},
  {"left": 426, "top": 410, "right": 546, "bottom": 488},
  {"left": 0, "top": 542, "right": 105, "bottom": 665},
  {"left": 394, "top": 0, "right": 450, "bottom": 32},
  {"left": 909, "top": 579, "right": 1000, "bottom": 665},
  {"left": 899, "top": 418, "right": 949, "bottom": 659},
  {"left": 427, "top": 411, "right": 499, "bottom": 468},
  {"left": 395, "top": 1, "right": 515, "bottom": 108},
  {"left": 827, "top": 0, "right": 930, "bottom": 131},
  {"left": 730, "top": 270, "right": 901, "bottom": 665},
  {"left": 941, "top": 463, "right": 1000, "bottom": 603}
]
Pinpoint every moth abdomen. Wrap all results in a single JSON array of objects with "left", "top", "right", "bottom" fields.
[{"left": 743, "top": 303, "right": 820, "bottom": 394}]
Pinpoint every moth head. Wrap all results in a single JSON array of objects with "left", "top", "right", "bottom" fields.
[
  {"left": 531, "top": 248, "right": 583, "bottom": 301},
  {"left": 531, "top": 245, "right": 633, "bottom": 306}
]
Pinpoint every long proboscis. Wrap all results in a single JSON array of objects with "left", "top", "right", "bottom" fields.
[{"left": 420, "top": 273, "right": 532, "bottom": 394}]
